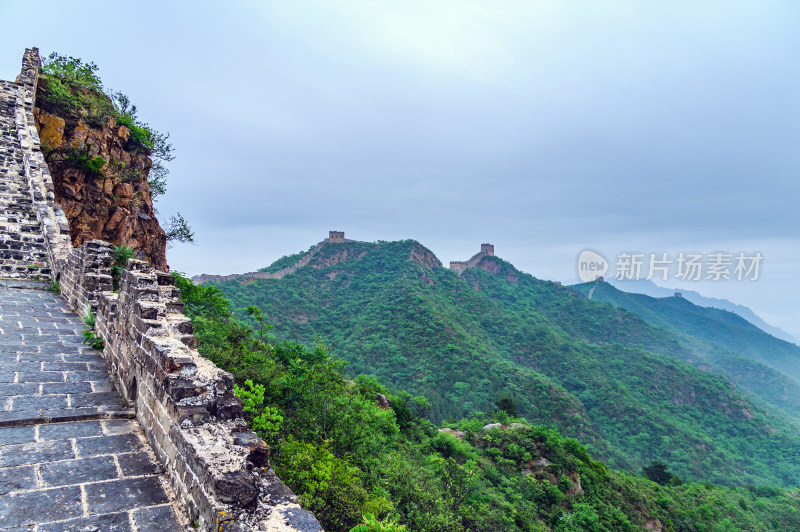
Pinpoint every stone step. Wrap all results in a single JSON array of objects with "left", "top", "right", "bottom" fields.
[
  {"left": 0, "top": 232, "right": 47, "bottom": 243},
  {"left": 0, "top": 80, "right": 51, "bottom": 284},
  {"left": 0, "top": 277, "right": 50, "bottom": 289},
  {"left": 0, "top": 238, "right": 48, "bottom": 246},
  {"left": 0, "top": 251, "right": 48, "bottom": 260},
  {"left": 0, "top": 216, "right": 39, "bottom": 225},
  {"left": 0, "top": 269, "right": 51, "bottom": 281}
]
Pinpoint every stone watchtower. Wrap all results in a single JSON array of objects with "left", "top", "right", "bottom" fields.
[
  {"left": 328, "top": 231, "right": 345, "bottom": 243},
  {"left": 480, "top": 244, "right": 495, "bottom": 256}
]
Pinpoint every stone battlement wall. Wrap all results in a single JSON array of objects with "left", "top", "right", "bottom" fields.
[
  {"left": 450, "top": 244, "right": 496, "bottom": 275},
  {"left": 193, "top": 238, "right": 331, "bottom": 285},
  {"left": 449, "top": 261, "right": 467, "bottom": 274},
  {"left": 9, "top": 48, "right": 320, "bottom": 531}
]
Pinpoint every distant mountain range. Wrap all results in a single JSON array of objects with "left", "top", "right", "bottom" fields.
[
  {"left": 572, "top": 279, "right": 800, "bottom": 423},
  {"left": 204, "top": 238, "right": 800, "bottom": 487},
  {"left": 607, "top": 278, "right": 798, "bottom": 345}
]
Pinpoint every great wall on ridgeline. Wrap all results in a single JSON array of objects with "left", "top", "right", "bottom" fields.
[
  {"left": 449, "top": 243, "right": 495, "bottom": 275},
  {"left": 194, "top": 231, "right": 495, "bottom": 285},
  {"left": 191, "top": 231, "right": 349, "bottom": 285},
  {"left": 0, "top": 48, "right": 321, "bottom": 532}
]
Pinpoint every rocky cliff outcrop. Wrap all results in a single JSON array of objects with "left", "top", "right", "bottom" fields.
[
  {"left": 33, "top": 82, "right": 167, "bottom": 270},
  {"left": 409, "top": 242, "right": 442, "bottom": 270},
  {"left": 474, "top": 255, "right": 519, "bottom": 283}
]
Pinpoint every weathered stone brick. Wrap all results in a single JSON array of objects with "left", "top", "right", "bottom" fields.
[{"left": 0, "top": 48, "right": 321, "bottom": 530}]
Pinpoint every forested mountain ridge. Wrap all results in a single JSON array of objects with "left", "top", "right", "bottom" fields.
[
  {"left": 571, "top": 280, "right": 800, "bottom": 423},
  {"left": 572, "top": 280, "right": 800, "bottom": 379},
  {"left": 210, "top": 239, "right": 800, "bottom": 487},
  {"left": 175, "top": 270, "right": 800, "bottom": 531}
]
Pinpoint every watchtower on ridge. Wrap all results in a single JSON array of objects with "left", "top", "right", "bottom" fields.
[{"left": 449, "top": 243, "right": 496, "bottom": 275}]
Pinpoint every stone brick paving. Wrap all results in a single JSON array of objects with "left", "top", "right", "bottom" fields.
[{"left": 0, "top": 288, "right": 185, "bottom": 531}]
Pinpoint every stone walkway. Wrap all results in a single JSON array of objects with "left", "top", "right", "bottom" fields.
[{"left": 0, "top": 288, "right": 185, "bottom": 531}]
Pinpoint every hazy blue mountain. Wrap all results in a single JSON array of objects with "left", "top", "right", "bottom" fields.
[
  {"left": 572, "top": 279, "right": 800, "bottom": 423},
  {"left": 608, "top": 278, "right": 797, "bottom": 345}
]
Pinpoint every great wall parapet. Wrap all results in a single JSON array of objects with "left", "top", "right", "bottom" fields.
[
  {"left": 449, "top": 261, "right": 467, "bottom": 274},
  {"left": 3, "top": 48, "right": 321, "bottom": 532}
]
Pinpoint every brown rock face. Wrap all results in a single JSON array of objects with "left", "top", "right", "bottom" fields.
[
  {"left": 409, "top": 243, "right": 442, "bottom": 270},
  {"left": 34, "top": 95, "right": 167, "bottom": 270},
  {"left": 474, "top": 255, "right": 519, "bottom": 284}
]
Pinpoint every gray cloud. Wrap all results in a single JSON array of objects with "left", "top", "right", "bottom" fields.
[{"left": 1, "top": 0, "right": 797, "bottom": 336}]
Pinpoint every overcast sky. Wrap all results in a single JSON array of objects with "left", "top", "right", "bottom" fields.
[{"left": 2, "top": 1, "right": 798, "bottom": 339}]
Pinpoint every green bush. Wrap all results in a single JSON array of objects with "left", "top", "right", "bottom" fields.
[
  {"left": 234, "top": 379, "right": 283, "bottom": 442},
  {"left": 349, "top": 514, "right": 407, "bottom": 532},
  {"left": 557, "top": 503, "right": 601, "bottom": 531},
  {"left": 39, "top": 77, "right": 80, "bottom": 114},
  {"left": 46, "top": 279, "right": 61, "bottom": 294},
  {"left": 40, "top": 54, "right": 114, "bottom": 123},
  {"left": 62, "top": 149, "right": 106, "bottom": 177},
  {"left": 42, "top": 53, "right": 102, "bottom": 91},
  {"left": 111, "top": 245, "right": 136, "bottom": 291},
  {"left": 274, "top": 437, "right": 368, "bottom": 531},
  {"left": 81, "top": 310, "right": 103, "bottom": 351}
]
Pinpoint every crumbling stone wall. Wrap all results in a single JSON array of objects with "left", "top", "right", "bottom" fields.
[
  {"left": 450, "top": 244, "right": 496, "bottom": 275},
  {"left": 9, "top": 47, "right": 321, "bottom": 532},
  {"left": 193, "top": 239, "right": 326, "bottom": 285},
  {"left": 449, "top": 261, "right": 467, "bottom": 274}
]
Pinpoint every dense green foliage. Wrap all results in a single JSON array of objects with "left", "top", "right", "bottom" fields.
[
  {"left": 173, "top": 273, "right": 800, "bottom": 531},
  {"left": 211, "top": 240, "right": 800, "bottom": 488},
  {"left": 38, "top": 53, "right": 111, "bottom": 122}
]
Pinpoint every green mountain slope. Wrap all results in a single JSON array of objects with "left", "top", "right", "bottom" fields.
[
  {"left": 176, "top": 272, "right": 800, "bottom": 532},
  {"left": 211, "top": 239, "right": 800, "bottom": 487},
  {"left": 570, "top": 280, "right": 800, "bottom": 423}
]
